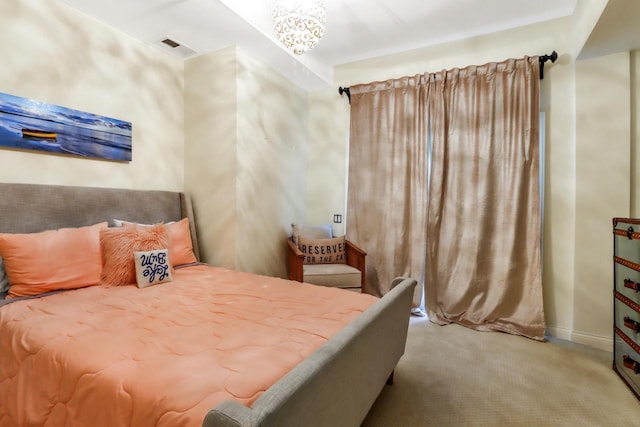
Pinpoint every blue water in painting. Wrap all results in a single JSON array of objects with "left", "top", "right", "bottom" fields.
[{"left": 0, "top": 93, "right": 132, "bottom": 161}]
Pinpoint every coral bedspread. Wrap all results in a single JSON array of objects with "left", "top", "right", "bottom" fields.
[{"left": 0, "top": 264, "right": 377, "bottom": 427}]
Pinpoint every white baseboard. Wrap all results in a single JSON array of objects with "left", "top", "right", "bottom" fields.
[
  {"left": 546, "top": 326, "right": 613, "bottom": 352},
  {"left": 545, "top": 326, "right": 572, "bottom": 341},
  {"left": 571, "top": 330, "right": 613, "bottom": 352}
]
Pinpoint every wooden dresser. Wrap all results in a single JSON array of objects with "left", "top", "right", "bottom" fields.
[{"left": 613, "top": 218, "right": 640, "bottom": 399}]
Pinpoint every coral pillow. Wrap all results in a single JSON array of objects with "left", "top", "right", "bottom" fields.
[
  {"left": 298, "top": 236, "right": 347, "bottom": 265},
  {"left": 0, "top": 222, "right": 108, "bottom": 298},
  {"left": 117, "top": 218, "right": 197, "bottom": 267},
  {"left": 100, "top": 224, "right": 169, "bottom": 287},
  {"left": 165, "top": 218, "right": 198, "bottom": 266}
]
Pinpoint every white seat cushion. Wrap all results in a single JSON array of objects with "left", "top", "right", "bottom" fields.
[{"left": 303, "top": 263, "right": 361, "bottom": 289}]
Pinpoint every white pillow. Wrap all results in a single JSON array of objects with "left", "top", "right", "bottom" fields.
[
  {"left": 113, "top": 219, "right": 175, "bottom": 227},
  {"left": 291, "top": 223, "right": 333, "bottom": 245}
]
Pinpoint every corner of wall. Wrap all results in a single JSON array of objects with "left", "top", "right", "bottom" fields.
[
  {"left": 234, "top": 48, "right": 308, "bottom": 277},
  {"left": 572, "top": 0, "right": 609, "bottom": 58},
  {"left": 184, "top": 47, "right": 308, "bottom": 278},
  {"left": 184, "top": 47, "right": 239, "bottom": 269}
]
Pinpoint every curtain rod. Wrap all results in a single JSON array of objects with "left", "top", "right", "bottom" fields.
[
  {"left": 338, "top": 50, "right": 558, "bottom": 103},
  {"left": 538, "top": 50, "right": 558, "bottom": 79}
]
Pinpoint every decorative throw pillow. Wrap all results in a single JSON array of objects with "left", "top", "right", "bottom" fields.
[
  {"left": 114, "top": 218, "right": 197, "bottom": 266},
  {"left": 298, "top": 236, "right": 347, "bottom": 265},
  {"left": 291, "top": 223, "right": 333, "bottom": 246},
  {"left": 100, "top": 224, "right": 169, "bottom": 287},
  {"left": 134, "top": 249, "right": 173, "bottom": 288},
  {"left": 0, "top": 222, "right": 108, "bottom": 298}
]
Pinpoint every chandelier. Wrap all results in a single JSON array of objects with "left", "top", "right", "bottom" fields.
[{"left": 271, "top": 0, "right": 327, "bottom": 55}]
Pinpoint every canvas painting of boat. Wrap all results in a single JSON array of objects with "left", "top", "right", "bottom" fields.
[{"left": 0, "top": 92, "right": 132, "bottom": 161}]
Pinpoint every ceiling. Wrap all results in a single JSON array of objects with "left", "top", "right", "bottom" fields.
[{"left": 58, "top": 0, "right": 578, "bottom": 90}]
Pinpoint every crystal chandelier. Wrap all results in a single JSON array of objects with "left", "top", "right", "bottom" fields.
[{"left": 271, "top": 0, "right": 327, "bottom": 55}]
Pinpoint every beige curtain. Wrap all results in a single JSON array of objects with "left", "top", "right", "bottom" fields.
[
  {"left": 425, "top": 57, "right": 545, "bottom": 340},
  {"left": 347, "top": 76, "right": 430, "bottom": 307},
  {"left": 347, "top": 56, "right": 545, "bottom": 339}
]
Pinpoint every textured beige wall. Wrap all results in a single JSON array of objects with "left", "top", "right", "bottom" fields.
[
  {"left": 185, "top": 47, "right": 307, "bottom": 277},
  {"left": 184, "top": 47, "right": 238, "bottom": 269},
  {"left": 574, "top": 51, "right": 630, "bottom": 348},
  {"left": 236, "top": 50, "right": 307, "bottom": 277},
  {"left": 0, "top": 0, "right": 184, "bottom": 191},
  {"left": 307, "top": 4, "right": 615, "bottom": 348},
  {"left": 5, "top": 0, "right": 627, "bottom": 348},
  {"left": 306, "top": 89, "right": 350, "bottom": 236},
  {"left": 632, "top": 50, "right": 640, "bottom": 217},
  {"left": 541, "top": 56, "right": 576, "bottom": 341},
  {"left": 314, "top": 17, "right": 578, "bottom": 339}
]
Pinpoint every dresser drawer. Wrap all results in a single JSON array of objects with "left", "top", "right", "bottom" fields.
[
  {"left": 614, "top": 260, "right": 640, "bottom": 305},
  {"left": 615, "top": 293, "right": 640, "bottom": 343},
  {"left": 614, "top": 328, "right": 640, "bottom": 398},
  {"left": 614, "top": 234, "right": 640, "bottom": 264}
]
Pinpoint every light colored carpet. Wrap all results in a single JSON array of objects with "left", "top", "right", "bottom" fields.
[{"left": 362, "top": 317, "right": 640, "bottom": 426}]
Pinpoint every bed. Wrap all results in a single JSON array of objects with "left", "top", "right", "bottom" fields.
[{"left": 0, "top": 183, "right": 417, "bottom": 427}]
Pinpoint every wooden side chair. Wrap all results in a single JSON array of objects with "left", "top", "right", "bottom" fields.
[{"left": 287, "top": 224, "right": 366, "bottom": 292}]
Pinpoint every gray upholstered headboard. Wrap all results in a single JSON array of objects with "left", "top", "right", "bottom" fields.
[{"left": 0, "top": 183, "right": 200, "bottom": 261}]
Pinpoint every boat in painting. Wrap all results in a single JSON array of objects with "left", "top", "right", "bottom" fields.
[
  {"left": 22, "top": 128, "right": 58, "bottom": 140},
  {"left": 1, "top": 92, "right": 132, "bottom": 161}
]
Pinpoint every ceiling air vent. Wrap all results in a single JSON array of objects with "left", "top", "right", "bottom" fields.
[
  {"left": 153, "top": 37, "right": 197, "bottom": 59},
  {"left": 161, "top": 38, "right": 180, "bottom": 48}
]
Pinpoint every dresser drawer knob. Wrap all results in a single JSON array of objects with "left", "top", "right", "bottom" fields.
[
  {"left": 624, "top": 317, "right": 640, "bottom": 333},
  {"left": 623, "top": 355, "right": 640, "bottom": 374},
  {"left": 624, "top": 278, "right": 640, "bottom": 292}
]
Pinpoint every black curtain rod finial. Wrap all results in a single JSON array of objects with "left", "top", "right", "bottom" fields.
[
  {"left": 339, "top": 86, "right": 351, "bottom": 103},
  {"left": 540, "top": 50, "right": 558, "bottom": 64},
  {"left": 539, "top": 50, "right": 558, "bottom": 79}
]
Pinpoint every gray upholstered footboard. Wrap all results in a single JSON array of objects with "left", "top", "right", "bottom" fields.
[{"left": 202, "top": 277, "right": 417, "bottom": 427}]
